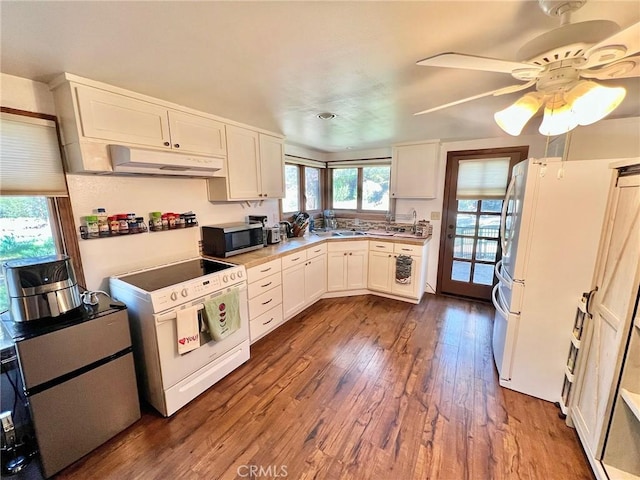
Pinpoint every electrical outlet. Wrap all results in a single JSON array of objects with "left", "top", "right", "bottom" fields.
[
  {"left": 430, "top": 211, "right": 441, "bottom": 221},
  {"left": 354, "top": 218, "right": 360, "bottom": 226}
]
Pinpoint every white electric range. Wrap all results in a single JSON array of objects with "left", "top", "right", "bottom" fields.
[{"left": 109, "top": 257, "right": 249, "bottom": 417}]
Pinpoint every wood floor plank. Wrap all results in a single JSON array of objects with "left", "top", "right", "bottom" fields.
[{"left": 55, "top": 294, "right": 594, "bottom": 480}]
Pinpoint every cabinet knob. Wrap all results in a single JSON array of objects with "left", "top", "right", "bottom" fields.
[
  {"left": 264, "top": 193, "right": 268, "bottom": 197},
  {"left": 392, "top": 193, "right": 396, "bottom": 196},
  {"left": 349, "top": 252, "right": 352, "bottom": 255},
  {"left": 343, "top": 252, "right": 347, "bottom": 256},
  {"left": 174, "top": 143, "right": 180, "bottom": 148},
  {"left": 447, "top": 234, "right": 453, "bottom": 239},
  {"left": 163, "top": 141, "right": 170, "bottom": 147}
]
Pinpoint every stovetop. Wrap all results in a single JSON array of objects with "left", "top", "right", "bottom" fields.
[
  {"left": 1, "top": 292, "right": 126, "bottom": 343},
  {"left": 114, "top": 258, "right": 236, "bottom": 292}
]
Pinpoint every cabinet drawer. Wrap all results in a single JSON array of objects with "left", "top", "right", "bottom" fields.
[
  {"left": 250, "top": 304, "right": 284, "bottom": 343},
  {"left": 394, "top": 243, "right": 422, "bottom": 256},
  {"left": 248, "top": 272, "right": 281, "bottom": 299},
  {"left": 248, "top": 286, "right": 283, "bottom": 319},
  {"left": 306, "top": 243, "right": 327, "bottom": 259},
  {"left": 247, "top": 258, "right": 282, "bottom": 283},
  {"left": 281, "top": 250, "right": 307, "bottom": 269},
  {"left": 328, "top": 240, "right": 368, "bottom": 252},
  {"left": 369, "top": 241, "right": 393, "bottom": 253}
]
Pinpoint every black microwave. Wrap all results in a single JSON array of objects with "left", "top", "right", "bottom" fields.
[{"left": 201, "top": 222, "right": 264, "bottom": 257}]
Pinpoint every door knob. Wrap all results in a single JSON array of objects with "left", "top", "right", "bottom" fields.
[
  {"left": 447, "top": 234, "right": 453, "bottom": 238},
  {"left": 174, "top": 143, "right": 180, "bottom": 148},
  {"left": 448, "top": 224, "right": 454, "bottom": 229}
]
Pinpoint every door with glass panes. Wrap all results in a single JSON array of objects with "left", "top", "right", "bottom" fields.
[{"left": 437, "top": 147, "right": 528, "bottom": 301}]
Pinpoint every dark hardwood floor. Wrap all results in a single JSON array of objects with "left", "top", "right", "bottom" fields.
[{"left": 57, "top": 294, "right": 594, "bottom": 479}]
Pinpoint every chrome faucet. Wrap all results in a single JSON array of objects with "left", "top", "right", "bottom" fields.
[{"left": 411, "top": 208, "right": 417, "bottom": 234}]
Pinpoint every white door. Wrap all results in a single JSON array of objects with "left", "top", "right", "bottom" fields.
[
  {"left": 500, "top": 159, "right": 530, "bottom": 283},
  {"left": 167, "top": 111, "right": 226, "bottom": 156},
  {"left": 225, "top": 125, "right": 260, "bottom": 199},
  {"left": 281, "top": 263, "right": 306, "bottom": 318},
  {"left": 327, "top": 252, "right": 346, "bottom": 291},
  {"left": 259, "top": 134, "right": 285, "bottom": 198},
  {"left": 305, "top": 255, "right": 327, "bottom": 304},
  {"left": 573, "top": 172, "right": 640, "bottom": 459},
  {"left": 491, "top": 283, "right": 520, "bottom": 381},
  {"left": 368, "top": 251, "right": 392, "bottom": 292},
  {"left": 76, "top": 86, "right": 171, "bottom": 148},
  {"left": 346, "top": 250, "right": 367, "bottom": 290}
]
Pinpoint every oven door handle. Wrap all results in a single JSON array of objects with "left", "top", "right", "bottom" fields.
[{"left": 156, "top": 304, "right": 204, "bottom": 324}]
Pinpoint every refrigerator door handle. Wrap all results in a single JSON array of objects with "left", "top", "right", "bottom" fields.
[
  {"left": 492, "top": 284, "right": 510, "bottom": 318},
  {"left": 494, "top": 260, "right": 512, "bottom": 288},
  {"left": 500, "top": 175, "right": 516, "bottom": 254}
]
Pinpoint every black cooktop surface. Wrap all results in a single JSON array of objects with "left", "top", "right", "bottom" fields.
[
  {"left": 115, "top": 258, "right": 234, "bottom": 292},
  {"left": 1, "top": 292, "right": 126, "bottom": 343}
]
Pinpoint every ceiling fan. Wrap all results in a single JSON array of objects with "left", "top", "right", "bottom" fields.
[{"left": 414, "top": 0, "right": 640, "bottom": 136}]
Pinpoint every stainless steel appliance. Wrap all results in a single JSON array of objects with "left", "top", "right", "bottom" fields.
[
  {"left": 3, "top": 255, "right": 82, "bottom": 322},
  {"left": 201, "top": 222, "right": 264, "bottom": 257},
  {"left": 248, "top": 215, "right": 269, "bottom": 247},
  {"left": 1, "top": 293, "right": 140, "bottom": 478},
  {"left": 109, "top": 257, "right": 250, "bottom": 417},
  {"left": 266, "top": 227, "right": 280, "bottom": 244}
]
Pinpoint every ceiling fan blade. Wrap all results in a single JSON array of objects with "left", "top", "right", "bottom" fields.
[
  {"left": 416, "top": 52, "right": 542, "bottom": 74},
  {"left": 581, "top": 54, "right": 640, "bottom": 80},
  {"left": 583, "top": 22, "right": 640, "bottom": 69},
  {"left": 413, "top": 81, "right": 535, "bottom": 116}
]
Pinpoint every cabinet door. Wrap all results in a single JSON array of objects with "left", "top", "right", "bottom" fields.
[
  {"left": 391, "top": 142, "right": 439, "bottom": 198},
  {"left": 346, "top": 250, "right": 368, "bottom": 290},
  {"left": 167, "top": 111, "right": 226, "bottom": 157},
  {"left": 391, "top": 255, "right": 420, "bottom": 298},
  {"left": 76, "top": 86, "right": 171, "bottom": 148},
  {"left": 573, "top": 173, "right": 640, "bottom": 460},
  {"left": 327, "top": 251, "right": 346, "bottom": 291},
  {"left": 368, "top": 251, "right": 392, "bottom": 292},
  {"left": 282, "top": 263, "right": 306, "bottom": 319},
  {"left": 259, "top": 134, "right": 285, "bottom": 198},
  {"left": 225, "top": 125, "right": 261, "bottom": 199},
  {"left": 305, "top": 254, "right": 327, "bottom": 304}
]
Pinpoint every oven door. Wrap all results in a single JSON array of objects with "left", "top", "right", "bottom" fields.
[{"left": 154, "top": 282, "right": 249, "bottom": 389}]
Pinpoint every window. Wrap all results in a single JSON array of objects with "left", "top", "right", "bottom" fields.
[
  {"left": 0, "top": 108, "right": 84, "bottom": 311},
  {"left": 282, "top": 163, "right": 323, "bottom": 214},
  {"left": 330, "top": 163, "right": 391, "bottom": 213},
  {"left": 0, "top": 197, "right": 57, "bottom": 310}
]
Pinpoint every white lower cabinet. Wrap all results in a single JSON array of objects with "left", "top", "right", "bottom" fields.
[
  {"left": 282, "top": 245, "right": 327, "bottom": 319},
  {"left": 246, "top": 259, "right": 283, "bottom": 344},
  {"left": 368, "top": 241, "right": 426, "bottom": 300},
  {"left": 326, "top": 241, "right": 368, "bottom": 292}
]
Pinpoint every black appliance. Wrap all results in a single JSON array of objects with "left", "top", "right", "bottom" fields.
[{"left": 201, "top": 222, "right": 264, "bottom": 257}]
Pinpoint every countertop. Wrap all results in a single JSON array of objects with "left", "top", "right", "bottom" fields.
[{"left": 204, "top": 231, "right": 431, "bottom": 269}]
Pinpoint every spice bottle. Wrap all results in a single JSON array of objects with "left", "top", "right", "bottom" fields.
[
  {"left": 108, "top": 216, "right": 119, "bottom": 235},
  {"left": 118, "top": 214, "right": 129, "bottom": 234},
  {"left": 95, "top": 208, "right": 109, "bottom": 237},
  {"left": 150, "top": 212, "right": 162, "bottom": 231},
  {"left": 85, "top": 215, "right": 99, "bottom": 239}
]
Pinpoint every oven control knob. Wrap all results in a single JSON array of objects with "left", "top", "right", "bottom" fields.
[
  {"left": 237, "top": 270, "right": 243, "bottom": 278},
  {"left": 181, "top": 288, "right": 188, "bottom": 298},
  {"left": 230, "top": 272, "right": 236, "bottom": 281},
  {"left": 222, "top": 275, "right": 228, "bottom": 283},
  {"left": 170, "top": 291, "right": 178, "bottom": 301}
]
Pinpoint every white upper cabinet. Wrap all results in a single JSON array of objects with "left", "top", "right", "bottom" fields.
[
  {"left": 391, "top": 141, "right": 440, "bottom": 199},
  {"left": 75, "top": 86, "right": 227, "bottom": 156},
  {"left": 207, "top": 126, "right": 285, "bottom": 201},
  {"left": 166, "top": 110, "right": 226, "bottom": 157},
  {"left": 49, "top": 73, "right": 280, "bottom": 177},
  {"left": 75, "top": 86, "right": 171, "bottom": 148},
  {"left": 258, "top": 133, "right": 285, "bottom": 198}
]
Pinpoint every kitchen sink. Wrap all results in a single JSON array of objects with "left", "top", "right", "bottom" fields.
[{"left": 331, "top": 230, "right": 367, "bottom": 237}]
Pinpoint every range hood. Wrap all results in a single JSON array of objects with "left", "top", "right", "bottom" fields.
[{"left": 109, "top": 145, "right": 223, "bottom": 177}]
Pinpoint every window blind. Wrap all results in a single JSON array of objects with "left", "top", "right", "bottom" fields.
[
  {"left": 0, "top": 112, "right": 68, "bottom": 196},
  {"left": 284, "top": 155, "right": 326, "bottom": 169},
  {"left": 456, "top": 157, "right": 510, "bottom": 199},
  {"left": 327, "top": 158, "right": 391, "bottom": 168}
]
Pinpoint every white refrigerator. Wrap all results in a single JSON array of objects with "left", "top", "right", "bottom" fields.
[{"left": 492, "top": 157, "right": 612, "bottom": 402}]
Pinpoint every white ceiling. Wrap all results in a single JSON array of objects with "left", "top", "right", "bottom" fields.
[{"left": 1, "top": 1, "right": 639, "bottom": 153}]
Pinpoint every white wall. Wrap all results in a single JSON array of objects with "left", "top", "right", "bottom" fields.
[{"left": 2, "top": 74, "right": 279, "bottom": 291}]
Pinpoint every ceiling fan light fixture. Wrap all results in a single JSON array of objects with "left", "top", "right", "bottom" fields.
[
  {"left": 494, "top": 92, "right": 544, "bottom": 136},
  {"left": 567, "top": 80, "right": 627, "bottom": 126},
  {"left": 539, "top": 94, "right": 578, "bottom": 136}
]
